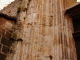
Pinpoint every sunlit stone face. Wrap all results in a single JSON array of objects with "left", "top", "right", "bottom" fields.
[{"left": 0, "top": 0, "right": 14, "bottom": 10}]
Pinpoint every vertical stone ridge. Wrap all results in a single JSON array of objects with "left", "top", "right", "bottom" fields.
[
  {"left": 6, "top": 0, "right": 32, "bottom": 60},
  {"left": 6, "top": 0, "right": 77, "bottom": 60}
]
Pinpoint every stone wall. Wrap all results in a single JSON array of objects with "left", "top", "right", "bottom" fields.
[
  {"left": 0, "top": 0, "right": 78, "bottom": 60},
  {"left": 0, "top": 17, "right": 15, "bottom": 60},
  {"left": 63, "top": 0, "right": 77, "bottom": 9},
  {"left": 5, "top": 0, "right": 77, "bottom": 60}
]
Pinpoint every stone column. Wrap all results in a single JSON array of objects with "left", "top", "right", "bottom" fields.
[{"left": 6, "top": 0, "right": 77, "bottom": 60}]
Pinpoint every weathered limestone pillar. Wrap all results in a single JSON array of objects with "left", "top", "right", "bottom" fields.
[
  {"left": 31, "top": 0, "right": 77, "bottom": 60},
  {"left": 6, "top": 0, "right": 77, "bottom": 60}
]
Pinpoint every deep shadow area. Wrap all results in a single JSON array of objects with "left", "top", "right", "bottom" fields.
[
  {"left": 0, "top": 13, "right": 16, "bottom": 23},
  {"left": 73, "top": 17, "right": 80, "bottom": 32},
  {"left": 75, "top": 39, "right": 80, "bottom": 60},
  {"left": 72, "top": 17, "right": 80, "bottom": 60}
]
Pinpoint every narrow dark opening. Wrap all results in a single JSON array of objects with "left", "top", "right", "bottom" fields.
[
  {"left": 72, "top": 17, "right": 80, "bottom": 60},
  {"left": 73, "top": 17, "right": 80, "bottom": 32},
  {"left": 75, "top": 39, "right": 80, "bottom": 60}
]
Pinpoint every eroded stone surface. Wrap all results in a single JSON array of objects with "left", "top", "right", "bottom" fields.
[{"left": 2, "top": 0, "right": 77, "bottom": 60}]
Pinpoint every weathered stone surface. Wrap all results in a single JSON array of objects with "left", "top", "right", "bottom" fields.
[
  {"left": 1, "top": 37, "right": 9, "bottom": 46},
  {"left": 0, "top": 0, "right": 21, "bottom": 17},
  {"left": 2, "top": 45, "right": 9, "bottom": 54},
  {"left": 0, "top": 0, "right": 78, "bottom": 60},
  {"left": 0, "top": 16, "right": 15, "bottom": 60},
  {"left": 0, "top": 44, "right": 2, "bottom": 51},
  {"left": 0, "top": 27, "right": 5, "bottom": 35},
  {"left": 0, "top": 53, "right": 6, "bottom": 60}
]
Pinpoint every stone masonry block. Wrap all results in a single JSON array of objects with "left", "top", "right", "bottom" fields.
[
  {"left": 0, "top": 27, "right": 5, "bottom": 35},
  {"left": 2, "top": 45, "right": 9, "bottom": 54},
  {"left": 0, "top": 44, "right": 2, "bottom": 51},
  {"left": 4, "top": 31, "right": 11, "bottom": 38},
  {"left": 1, "top": 37, "right": 9, "bottom": 46},
  {"left": 0, "top": 17, "right": 6, "bottom": 26},
  {"left": 0, "top": 53, "right": 6, "bottom": 60}
]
